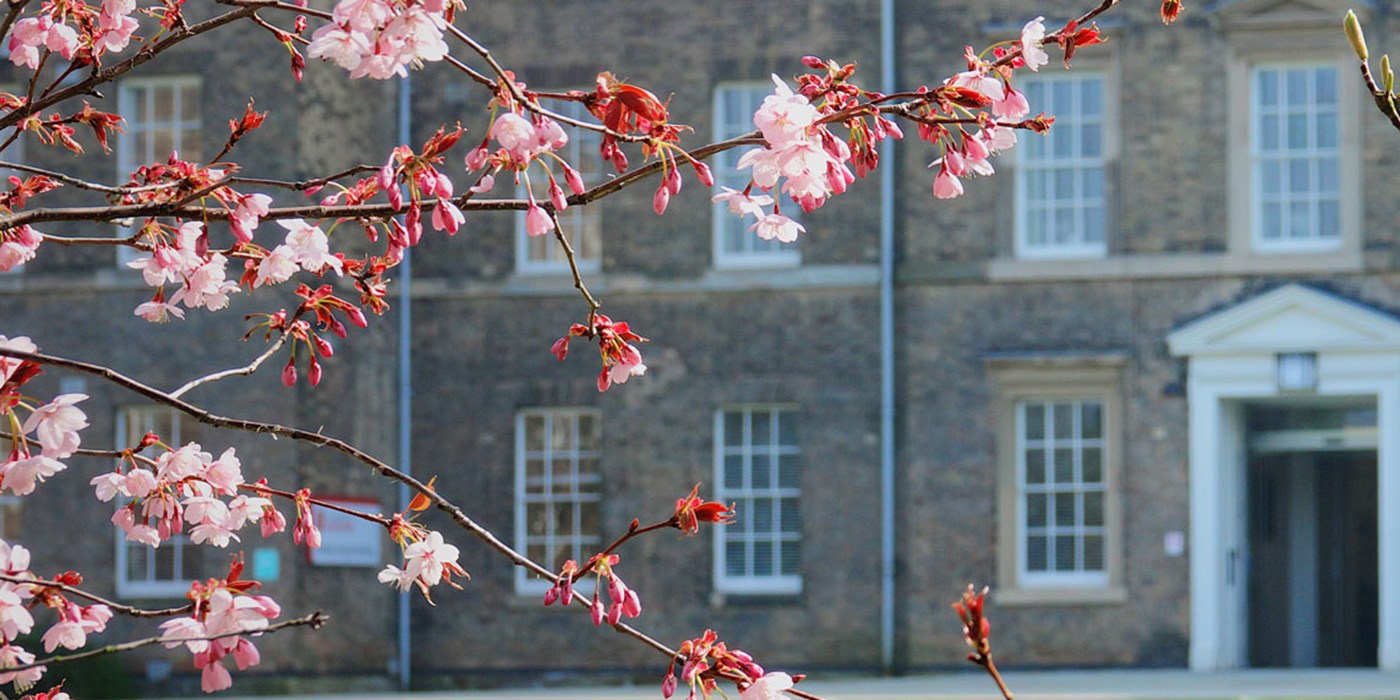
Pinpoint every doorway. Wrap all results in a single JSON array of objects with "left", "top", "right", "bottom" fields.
[{"left": 1245, "top": 404, "right": 1379, "bottom": 667}]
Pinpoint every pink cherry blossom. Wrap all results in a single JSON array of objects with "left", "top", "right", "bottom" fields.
[
  {"left": 0, "top": 643, "right": 42, "bottom": 685},
  {"left": 993, "top": 86, "right": 1031, "bottom": 120},
  {"left": 0, "top": 336, "right": 38, "bottom": 387},
  {"left": 1021, "top": 17, "right": 1050, "bottom": 72},
  {"left": 41, "top": 620, "right": 85, "bottom": 653},
  {"left": 134, "top": 297, "right": 186, "bottom": 323},
  {"left": 403, "top": 530, "right": 460, "bottom": 586},
  {"left": 21, "top": 393, "right": 87, "bottom": 459},
  {"left": 1, "top": 454, "right": 65, "bottom": 495},
  {"left": 525, "top": 202, "right": 553, "bottom": 237},
  {"left": 932, "top": 165, "right": 964, "bottom": 199},
  {"left": 740, "top": 672, "right": 795, "bottom": 700},
  {"left": 749, "top": 213, "right": 805, "bottom": 243}
]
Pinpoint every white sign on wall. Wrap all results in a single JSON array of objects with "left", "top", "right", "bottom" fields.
[{"left": 309, "top": 497, "right": 383, "bottom": 568}]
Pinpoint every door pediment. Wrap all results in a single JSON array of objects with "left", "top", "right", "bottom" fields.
[{"left": 1167, "top": 284, "right": 1400, "bottom": 356}]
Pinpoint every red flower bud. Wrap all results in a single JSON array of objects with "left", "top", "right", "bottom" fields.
[{"left": 281, "top": 359, "right": 297, "bottom": 387}]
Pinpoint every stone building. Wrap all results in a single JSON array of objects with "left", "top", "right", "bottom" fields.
[{"left": 2, "top": 0, "right": 1398, "bottom": 693}]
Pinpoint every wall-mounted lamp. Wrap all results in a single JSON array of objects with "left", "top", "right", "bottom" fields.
[{"left": 1276, "top": 352, "right": 1317, "bottom": 392}]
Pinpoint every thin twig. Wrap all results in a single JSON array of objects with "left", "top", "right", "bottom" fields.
[
  {"left": 2, "top": 611, "right": 328, "bottom": 672},
  {"left": 0, "top": 574, "right": 193, "bottom": 619}
]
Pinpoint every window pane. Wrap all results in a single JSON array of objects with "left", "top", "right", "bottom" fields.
[
  {"left": 1025, "top": 448, "right": 1046, "bottom": 485},
  {"left": 1081, "top": 402, "right": 1103, "bottom": 439},
  {"left": 1027, "top": 535, "right": 1048, "bottom": 571},
  {"left": 1026, "top": 493, "right": 1047, "bottom": 528},
  {"left": 753, "top": 541, "right": 774, "bottom": 576},
  {"left": 1082, "top": 447, "right": 1103, "bottom": 483},
  {"left": 779, "top": 498, "right": 801, "bottom": 535},
  {"left": 751, "top": 456, "right": 771, "bottom": 489},
  {"left": 752, "top": 498, "right": 773, "bottom": 533},
  {"left": 1084, "top": 491, "right": 1105, "bottom": 527},
  {"left": 1083, "top": 535, "right": 1105, "bottom": 571},
  {"left": 726, "top": 540, "right": 746, "bottom": 575},
  {"left": 777, "top": 453, "right": 799, "bottom": 488},
  {"left": 1055, "top": 535, "right": 1078, "bottom": 571},
  {"left": 724, "top": 455, "right": 744, "bottom": 489},
  {"left": 1053, "top": 403, "right": 1074, "bottom": 439},
  {"left": 1024, "top": 404, "right": 1045, "bottom": 440},
  {"left": 779, "top": 541, "right": 800, "bottom": 576},
  {"left": 1053, "top": 448, "right": 1075, "bottom": 483},
  {"left": 1054, "top": 493, "right": 1077, "bottom": 527}
]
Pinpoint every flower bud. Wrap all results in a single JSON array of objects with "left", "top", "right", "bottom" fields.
[
  {"left": 307, "top": 356, "right": 322, "bottom": 386},
  {"left": 542, "top": 586, "right": 559, "bottom": 606},
  {"left": 691, "top": 160, "right": 714, "bottom": 187},
  {"left": 652, "top": 183, "right": 670, "bottom": 215},
  {"left": 562, "top": 163, "right": 586, "bottom": 194},
  {"left": 550, "top": 181, "right": 568, "bottom": 211},
  {"left": 1384, "top": 55, "right": 1394, "bottom": 93},
  {"left": 1346, "top": 10, "right": 1369, "bottom": 62},
  {"left": 281, "top": 359, "right": 297, "bottom": 387},
  {"left": 802, "top": 55, "right": 825, "bottom": 69},
  {"left": 346, "top": 306, "right": 368, "bottom": 328},
  {"left": 590, "top": 600, "right": 604, "bottom": 626}
]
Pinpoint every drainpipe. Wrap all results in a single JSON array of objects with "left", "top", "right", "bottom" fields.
[
  {"left": 396, "top": 73, "right": 414, "bottom": 692},
  {"left": 878, "top": 0, "right": 897, "bottom": 675}
]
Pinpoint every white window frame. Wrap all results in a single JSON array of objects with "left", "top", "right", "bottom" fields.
[
  {"left": 711, "top": 83, "right": 800, "bottom": 270},
  {"left": 513, "top": 408, "right": 603, "bottom": 596},
  {"left": 115, "top": 76, "right": 201, "bottom": 268},
  {"left": 712, "top": 406, "right": 801, "bottom": 595},
  {"left": 515, "top": 99, "right": 602, "bottom": 275},
  {"left": 1249, "top": 63, "right": 1342, "bottom": 253},
  {"left": 1223, "top": 22, "right": 1362, "bottom": 261},
  {"left": 987, "top": 357, "right": 1125, "bottom": 605},
  {"left": 1015, "top": 399, "right": 1109, "bottom": 588},
  {"left": 114, "top": 406, "right": 204, "bottom": 598},
  {"left": 1013, "top": 70, "right": 1112, "bottom": 260}
]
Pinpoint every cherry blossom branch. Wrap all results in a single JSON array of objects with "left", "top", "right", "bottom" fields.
[
  {"left": 547, "top": 209, "right": 601, "bottom": 316},
  {"left": 0, "top": 6, "right": 261, "bottom": 130},
  {"left": 0, "top": 574, "right": 193, "bottom": 618},
  {"left": 167, "top": 324, "right": 299, "bottom": 400},
  {"left": 0, "top": 347, "right": 813, "bottom": 695},
  {"left": 1, "top": 610, "right": 328, "bottom": 673},
  {"left": 240, "top": 482, "right": 391, "bottom": 527}
]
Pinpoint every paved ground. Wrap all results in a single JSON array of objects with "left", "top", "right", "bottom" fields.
[{"left": 209, "top": 669, "right": 1400, "bottom": 700}]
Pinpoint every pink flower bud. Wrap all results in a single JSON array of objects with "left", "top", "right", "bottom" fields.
[
  {"left": 691, "top": 160, "right": 714, "bottom": 187},
  {"left": 377, "top": 162, "right": 396, "bottom": 190},
  {"left": 623, "top": 589, "right": 641, "bottom": 618},
  {"left": 653, "top": 183, "right": 670, "bottom": 215},
  {"left": 525, "top": 203, "right": 553, "bottom": 237},
  {"left": 560, "top": 579, "right": 574, "bottom": 606},
  {"left": 590, "top": 600, "right": 604, "bottom": 626},
  {"left": 661, "top": 674, "right": 678, "bottom": 699},
  {"left": 550, "top": 181, "right": 568, "bottom": 211},
  {"left": 543, "top": 586, "right": 559, "bottom": 606},
  {"left": 388, "top": 185, "right": 403, "bottom": 211},
  {"left": 551, "top": 336, "right": 570, "bottom": 362},
  {"left": 666, "top": 167, "right": 682, "bottom": 196},
  {"left": 314, "top": 335, "right": 334, "bottom": 358},
  {"left": 281, "top": 359, "right": 297, "bottom": 387},
  {"left": 562, "top": 163, "right": 585, "bottom": 195},
  {"left": 307, "top": 356, "right": 323, "bottom": 386},
  {"left": 610, "top": 148, "right": 628, "bottom": 173},
  {"left": 346, "top": 307, "right": 368, "bottom": 328},
  {"left": 464, "top": 144, "right": 489, "bottom": 171},
  {"left": 802, "top": 55, "right": 826, "bottom": 69}
]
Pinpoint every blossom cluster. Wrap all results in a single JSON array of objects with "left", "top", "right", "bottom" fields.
[
  {"left": 159, "top": 558, "right": 279, "bottom": 693},
  {"left": 307, "top": 0, "right": 457, "bottom": 79},
  {"left": 663, "top": 629, "right": 796, "bottom": 700},
  {"left": 542, "top": 553, "right": 641, "bottom": 626},
  {"left": 462, "top": 106, "right": 581, "bottom": 239},
  {"left": 7, "top": 0, "right": 139, "bottom": 70},
  {"left": 378, "top": 515, "right": 468, "bottom": 602},
  {"left": 0, "top": 540, "right": 113, "bottom": 696},
  {"left": 551, "top": 314, "right": 648, "bottom": 392},
  {"left": 90, "top": 441, "right": 288, "bottom": 551},
  {"left": 1, "top": 336, "right": 87, "bottom": 498}
]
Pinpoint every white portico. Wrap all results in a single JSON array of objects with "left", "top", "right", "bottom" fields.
[{"left": 1168, "top": 284, "right": 1400, "bottom": 670}]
